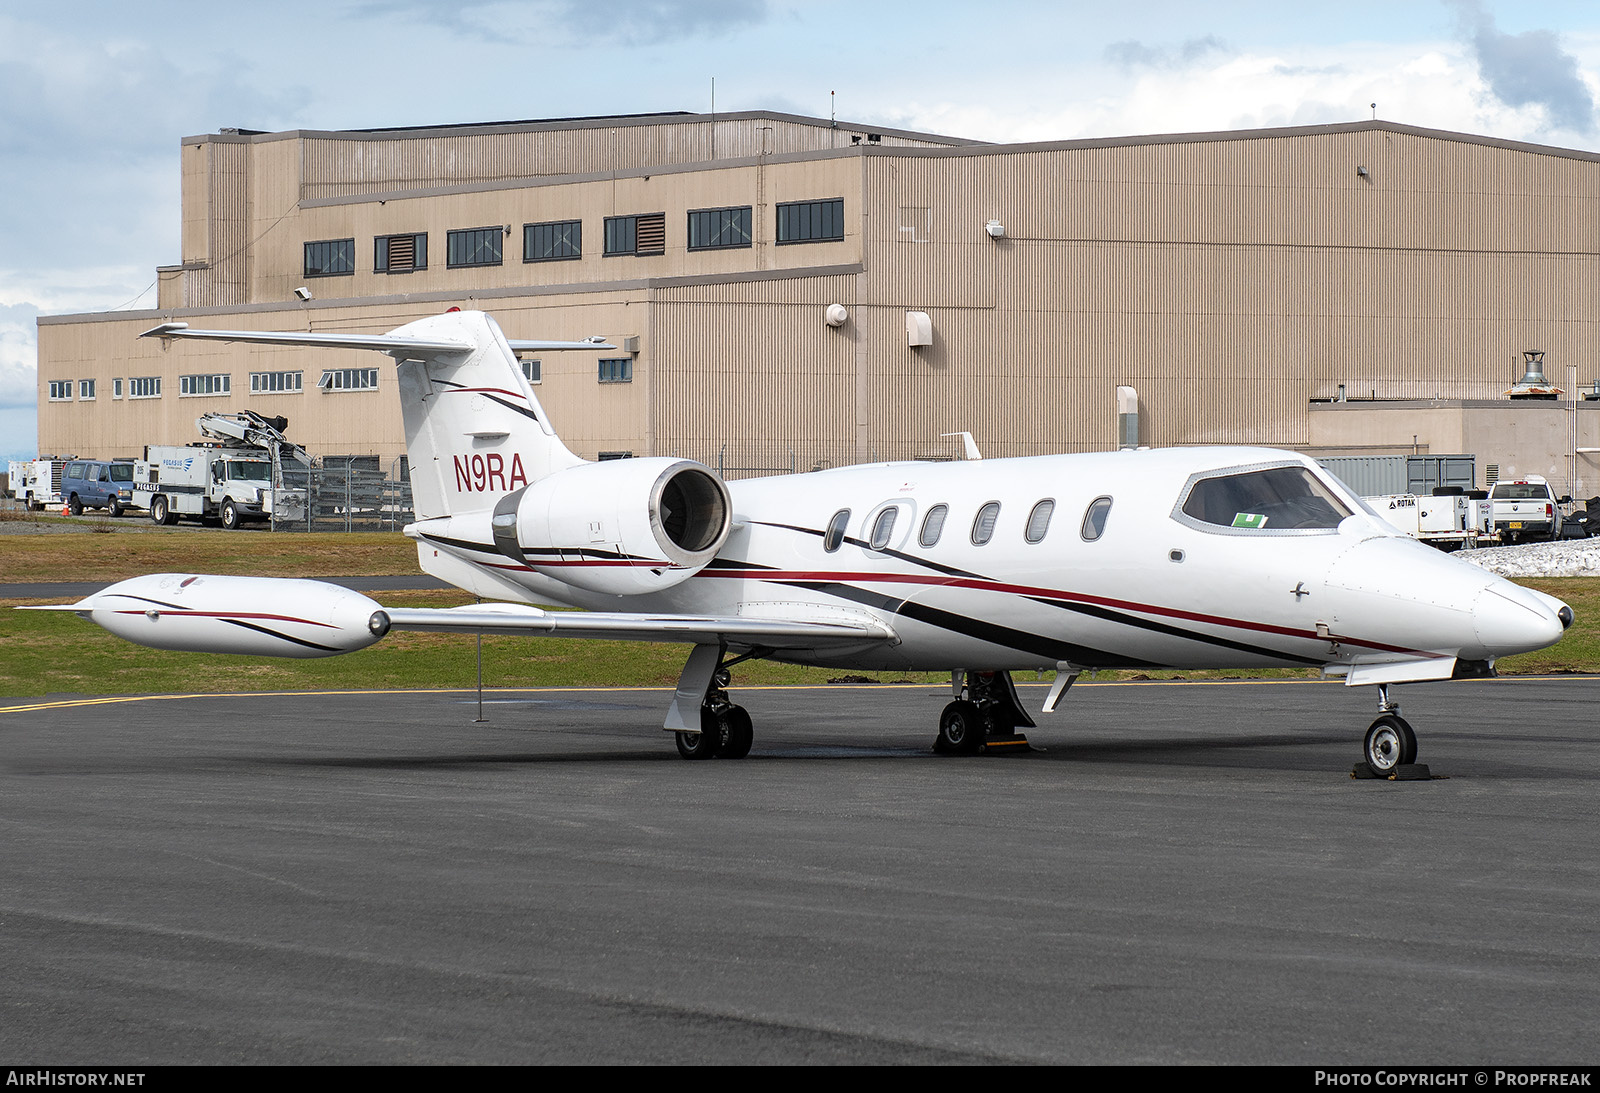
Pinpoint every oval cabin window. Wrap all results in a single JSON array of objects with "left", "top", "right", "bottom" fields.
[
  {"left": 824, "top": 509, "right": 851, "bottom": 552},
  {"left": 971, "top": 502, "right": 1001, "bottom": 545},
  {"left": 1081, "top": 497, "right": 1113, "bottom": 541}
]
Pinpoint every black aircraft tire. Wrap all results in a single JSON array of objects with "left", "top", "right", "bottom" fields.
[
  {"left": 1364, "top": 714, "right": 1418, "bottom": 774},
  {"left": 675, "top": 707, "right": 725, "bottom": 760},
  {"left": 721, "top": 705, "right": 754, "bottom": 759},
  {"left": 937, "top": 700, "right": 985, "bottom": 755}
]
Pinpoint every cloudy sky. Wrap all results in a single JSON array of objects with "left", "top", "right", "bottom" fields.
[{"left": 4, "top": 0, "right": 1600, "bottom": 460}]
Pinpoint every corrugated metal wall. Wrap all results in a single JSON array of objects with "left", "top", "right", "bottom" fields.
[{"left": 297, "top": 117, "right": 955, "bottom": 201}]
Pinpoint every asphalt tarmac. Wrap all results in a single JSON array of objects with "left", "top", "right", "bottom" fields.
[{"left": 1, "top": 678, "right": 1596, "bottom": 1065}]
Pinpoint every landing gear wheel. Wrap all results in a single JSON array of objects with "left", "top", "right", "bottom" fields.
[
  {"left": 936, "top": 700, "right": 985, "bottom": 755},
  {"left": 150, "top": 495, "right": 172, "bottom": 525},
  {"left": 1364, "top": 714, "right": 1418, "bottom": 775},
  {"left": 68, "top": 495, "right": 82, "bottom": 516},
  {"left": 220, "top": 500, "right": 240, "bottom": 530},
  {"left": 720, "top": 705, "right": 753, "bottom": 759},
  {"left": 675, "top": 706, "right": 724, "bottom": 760}
]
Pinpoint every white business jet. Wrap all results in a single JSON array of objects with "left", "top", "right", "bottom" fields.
[{"left": 37, "top": 310, "right": 1572, "bottom": 773}]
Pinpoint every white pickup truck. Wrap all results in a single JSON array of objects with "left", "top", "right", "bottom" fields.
[{"left": 1489, "top": 476, "right": 1568, "bottom": 544}]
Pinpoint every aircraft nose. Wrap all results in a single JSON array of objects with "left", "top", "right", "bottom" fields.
[{"left": 1473, "top": 583, "right": 1568, "bottom": 657}]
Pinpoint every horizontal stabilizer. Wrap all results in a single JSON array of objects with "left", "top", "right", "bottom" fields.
[{"left": 140, "top": 322, "right": 473, "bottom": 356}]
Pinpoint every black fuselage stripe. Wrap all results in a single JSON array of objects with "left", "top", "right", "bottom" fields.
[
  {"left": 1028, "top": 597, "right": 1328, "bottom": 667},
  {"left": 776, "top": 580, "right": 1160, "bottom": 668}
]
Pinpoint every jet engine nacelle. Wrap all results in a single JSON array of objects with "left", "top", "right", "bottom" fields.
[
  {"left": 72, "top": 574, "right": 389, "bottom": 658},
  {"left": 491, "top": 457, "right": 732, "bottom": 596}
]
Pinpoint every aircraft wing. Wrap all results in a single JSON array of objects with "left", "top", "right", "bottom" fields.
[
  {"left": 376, "top": 603, "right": 895, "bottom": 648},
  {"left": 21, "top": 575, "right": 894, "bottom": 659}
]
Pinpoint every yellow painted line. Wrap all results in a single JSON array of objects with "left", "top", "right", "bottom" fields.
[{"left": 1, "top": 674, "right": 1591, "bottom": 715}]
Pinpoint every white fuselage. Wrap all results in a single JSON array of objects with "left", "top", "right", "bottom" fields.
[{"left": 409, "top": 446, "right": 1565, "bottom": 675}]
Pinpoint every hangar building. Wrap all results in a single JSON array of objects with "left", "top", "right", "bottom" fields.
[{"left": 35, "top": 110, "right": 1600, "bottom": 494}]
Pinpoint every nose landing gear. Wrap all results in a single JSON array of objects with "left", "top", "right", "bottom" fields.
[{"left": 1358, "top": 685, "right": 1429, "bottom": 779}]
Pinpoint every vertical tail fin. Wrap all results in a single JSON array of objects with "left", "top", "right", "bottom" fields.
[
  {"left": 389, "top": 311, "right": 586, "bottom": 518},
  {"left": 141, "top": 310, "right": 608, "bottom": 521}
]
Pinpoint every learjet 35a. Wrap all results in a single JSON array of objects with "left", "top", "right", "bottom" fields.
[{"left": 33, "top": 310, "right": 1572, "bottom": 773}]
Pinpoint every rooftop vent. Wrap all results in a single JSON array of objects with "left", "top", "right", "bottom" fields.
[{"left": 1507, "top": 350, "right": 1561, "bottom": 400}]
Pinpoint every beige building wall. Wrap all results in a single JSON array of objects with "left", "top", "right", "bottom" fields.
[{"left": 37, "top": 113, "right": 1600, "bottom": 486}]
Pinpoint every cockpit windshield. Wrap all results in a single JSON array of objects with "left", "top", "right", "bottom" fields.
[{"left": 1180, "top": 465, "right": 1353, "bottom": 531}]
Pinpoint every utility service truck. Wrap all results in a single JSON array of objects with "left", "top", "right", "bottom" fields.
[
  {"left": 134, "top": 412, "right": 310, "bottom": 529},
  {"left": 1364, "top": 488, "right": 1493, "bottom": 551}
]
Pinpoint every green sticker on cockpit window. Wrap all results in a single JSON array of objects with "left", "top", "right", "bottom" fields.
[{"left": 1232, "top": 512, "right": 1268, "bottom": 529}]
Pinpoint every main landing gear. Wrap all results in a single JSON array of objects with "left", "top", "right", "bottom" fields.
[
  {"left": 667, "top": 643, "right": 767, "bottom": 760},
  {"left": 935, "top": 670, "right": 1037, "bottom": 755},
  {"left": 674, "top": 668, "right": 754, "bottom": 760},
  {"left": 1359, "top": 684, "right": 1425, "bottom": 778}
]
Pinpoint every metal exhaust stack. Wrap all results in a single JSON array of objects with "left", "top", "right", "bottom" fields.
[{"left": 1508, "top": 349, "right": 1561, "bottom": 400}]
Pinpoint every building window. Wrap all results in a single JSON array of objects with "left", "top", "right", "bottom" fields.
[
  {"left": 688, "top": 206, "right": 753, "bottom": 251},
  {"left": 447, "top": 227, "right": 504, "bottom": 268},
  {"left": 604, "top": 213, "right": 665, "bottom": 256},
  {"left": 78, "top": 379, "right": 96, "bottom": 401},
  {"left": 597, "top": 358, "right": 633, "bottom": 384},
  {"left": 524, "top": 220, "right": 581, "bottom": 262},
  {"left": 375, "top": 232, "right": 427, "bottom": 273},
  {"left": 48, "top": 380, "right": 72, "bottom": 401},
  {"left": 112, "top": 378, "right": 123, "bottom": 399},
  {"left": 598, "top": 451, "right": 633, "bottom": 461},
  {"left": 777, "top": 198, "right": 845, "bottom": 244},
  {"left": 180, "top": 374, "right": 231, "bottom": 397},
  {"left": 319, "top": 368, "right": 379, "bottom": 391},
  {"left": 129, "top": 377, "right": 161, "bottom": 399},
  {"left": 251, "top": 371, "right": 304, "bottom": 394},
  {"left": 304, "top": 238, "right": 355, "bottom": 277},
  {"left": 519, "top": 359, "right": 541, "bottom": 385}
]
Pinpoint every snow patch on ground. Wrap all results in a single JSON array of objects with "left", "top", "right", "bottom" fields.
[{"left": 1456, "top": 540, "right": 1600, "bottom": 578}]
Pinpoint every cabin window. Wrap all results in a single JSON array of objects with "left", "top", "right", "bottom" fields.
[
  {"left": 1025, "top": 499, "right": 1055, "bottom": 543},
  {"left": 1181, "top": 466, "right": 1351, "bottom": 531},
  {"left": 824, "top": 509, "right": 851, "bottom": 552},
  {"left": 971, "top": 502, "right": 1001, "bottom": 545},
  {"left": 1081, "top": 497, "right": 1113, "bottom": 541},
  {"left": 920, "top": 504, "right": 948, "bottom": 547},
  {"left": 869, "top": 507, "right": 898, "bottom": 550}
]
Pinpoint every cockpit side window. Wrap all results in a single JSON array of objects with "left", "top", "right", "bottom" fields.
[{"left": 1181, "top": 466, "right": 1352, "bottom": 531}]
